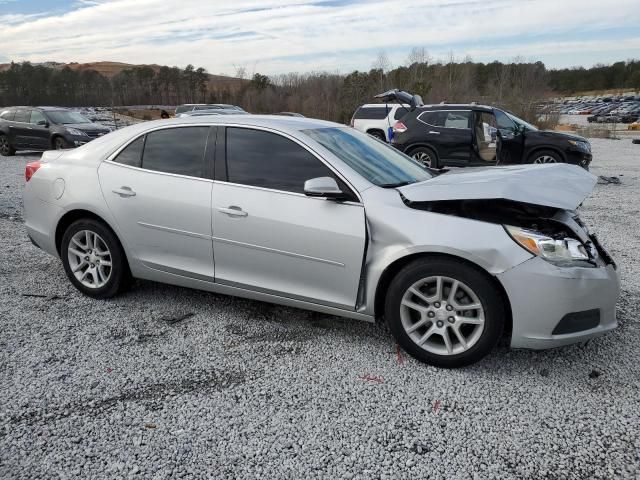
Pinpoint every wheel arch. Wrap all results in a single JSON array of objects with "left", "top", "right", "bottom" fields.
[
  {"left": 373, "top": 251, "right": 513, "bottom": 337},
  {"left": 526, "top": 146, "right": 566, "bottom": 164},
  {"left": 366, "top": 128, "right": 386, "bottom": 139},
  {"left": 55, "top": 208, "right": 126, "bottom": 259},
  {"left": 405, "top": 143, "right": 439, "bottom": 158}
]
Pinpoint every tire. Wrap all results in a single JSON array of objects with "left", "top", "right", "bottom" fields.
[
  {"left": 384, "top": 257, "right": 505, "bottom": 368},
  {"left": 528, "top": 149, "right": 562, "bottom": 165},
  {"left": 367, "top": 130, "right": 386, "bottom": 142},
  {"left": 632, "top": 139, "right": 640, "bottom": 145},
  {"left": 409, "top": 146, "right": 438, "bottom": 168},
  {"left": 61, "top": 218, "right": 130, "bottom": 299},
  {"left": 53, "top": 136, "right": 70, "bottom": 150},
  {"left": 0, "top": 134, "right": 16, "bottom": 156}
]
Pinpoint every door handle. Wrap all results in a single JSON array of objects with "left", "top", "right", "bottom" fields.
[
  {"left": 112, "top": 186, "right": 136, "bottom": 197},
  {"left": 428, "top": 131, "right": 440, "bottom": 135},
  {"left": 218, "top": 206, "right": 247, "bottom": 217}
]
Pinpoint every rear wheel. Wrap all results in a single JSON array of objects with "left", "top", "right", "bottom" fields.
[
  {"left": 529, "top": 149, "right": 561, "bottom": 164},
  {"left": 0, "top": 134, "right": 15, "bottom": 156},
  {"left": 367, "top": 130, "right": 386, "bottom": 142},
  {"left": 385, "top": 258, "right": 505, "bottom": 368},
  {"left": 409, "top": 146, "right": 438, "bottom": 168},
  {"left": 54, "top": 136, "right": 69, "bottom": 150},
  {"left": 61, "top": 219, "right": 130, "bottom": 299}
]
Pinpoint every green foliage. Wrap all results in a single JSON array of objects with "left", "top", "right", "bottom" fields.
[{"left": 548, "top": 60, "right": 640, "bottom": 93}]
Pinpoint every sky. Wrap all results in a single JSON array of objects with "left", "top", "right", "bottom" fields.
[{"left": 0, "top": 0, "right": 639, "bottom": 76}]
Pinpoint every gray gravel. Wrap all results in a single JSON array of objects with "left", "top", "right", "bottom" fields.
[{"left": 1, "top": 140, "right": 639, "bottom": 479}]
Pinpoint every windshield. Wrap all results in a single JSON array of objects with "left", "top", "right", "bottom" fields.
[
  {"left": 47, "top": 111, "right": 91, "bottom": 125},
  {"left": 506, "top": 112, "right": 538, "bottom": 131},
  {"left": 303, "top": 127, "right": 433, "bottom": 187}
]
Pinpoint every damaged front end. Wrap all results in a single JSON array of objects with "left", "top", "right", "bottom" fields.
[{"left": 401, "top": 197, "right": 615, "bottom": 270}]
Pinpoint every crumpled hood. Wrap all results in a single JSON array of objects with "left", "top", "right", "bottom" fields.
[{"left": 398, "top": 164, "right": 597, "bottom": 211}]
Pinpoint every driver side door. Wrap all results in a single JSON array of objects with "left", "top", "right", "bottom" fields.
[{"left": 211, "top": 126, "right": 366, "bottom": 309}]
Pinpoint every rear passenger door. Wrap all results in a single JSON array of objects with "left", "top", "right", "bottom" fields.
[
  {"left": 417, "top": 110, "right": 472, "bottom": 166},
  {"left": 211, "top": 126, "right": 366, "bottom": 309},
  {"left": 99, "top": 126, "right": 215, "bottom": 280},
  {"left": 9, "top": 109, "right": 32, "bottom": 147}
]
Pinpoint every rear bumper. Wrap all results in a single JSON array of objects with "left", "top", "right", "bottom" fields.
[
  {"left": 23, "top": 188, "right": 63, "bottom": 257},
  {"left": 498, "top": 256, "right": 620, "bottom": 349}
]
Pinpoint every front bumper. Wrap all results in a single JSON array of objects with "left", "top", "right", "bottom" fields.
[
  {"left": 498, "top": 256, "right": 620, "bottom": 349},
  {"left": 565, "top": 149, "right": 592, "bottom": 168}
]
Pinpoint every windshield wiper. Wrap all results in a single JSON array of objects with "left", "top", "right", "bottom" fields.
[{"left": 378, "top": 180, "right": 414, "bottom": 188}]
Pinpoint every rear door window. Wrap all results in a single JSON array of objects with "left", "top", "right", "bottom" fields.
[
  {"left": 114, "top": 136, "right": 145, "bottom": 167},
  {"left": 353, "top": 107, "right": 390, "bottom": 120},
  {"left": 30, "top": 110, "right": 47, "bottom": 125},
  {"left": 419, "top": 110, "right": 471, "bottom": 129},
  {"left": 141, "top": 127, "right": 209, "bottom": 178},
  {"left": 13, "top": 109, "right": 31, "bottom": 123}
]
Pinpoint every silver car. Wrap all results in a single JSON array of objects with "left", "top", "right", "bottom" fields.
[{"left": 23, "top": 116, "right": 620, "bottom": 367}]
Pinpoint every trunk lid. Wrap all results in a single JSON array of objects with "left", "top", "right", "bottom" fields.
[{"left": 398, "top": 164, "right": 597, "bottom": 211}]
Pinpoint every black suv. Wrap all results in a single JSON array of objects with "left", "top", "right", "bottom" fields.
[
  {"left": 377, "top": 90, "right": 592, "bottom": 169},
  {"left": 0, "top": 106, "right": 111, "bottom": 156}
]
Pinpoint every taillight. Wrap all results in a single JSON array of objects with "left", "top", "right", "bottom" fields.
[
  {"left": 25, "top": 161, "right": 42, "bottom": 182},
  {"left": 393, "top": 121, "right": 407, "bottom": 133}
]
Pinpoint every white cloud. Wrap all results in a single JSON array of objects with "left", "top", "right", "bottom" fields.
[{"left": 0, "top": 0, "right": 638, "bottom": 74}]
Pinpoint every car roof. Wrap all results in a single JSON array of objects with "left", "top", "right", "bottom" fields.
[
  {"left": 419, "top": 104, "right": 494, "bottom": 112},
  {"left": 359, "top": 103, "right": 410, "bottom": 108}
]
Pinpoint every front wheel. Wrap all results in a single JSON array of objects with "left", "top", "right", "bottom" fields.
[
  {"left": 385, "top": 258, "right": 505, "bottom": 368},
  {"left": 529, "top": 150, "right": 561, "bottom": 164},
  {"left": 61, "top": 219, "right": 130, "bottom": 299},
  {"left": 54, "top": 136, "right": 70, "bottom": 150},
  {"left": 0, "top": 134, "right": 16, "bottom": 156}
]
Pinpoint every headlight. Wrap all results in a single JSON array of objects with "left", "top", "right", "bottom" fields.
[
  {"left": 505, "top": 225, "right": 592, "bottom": 266},
  {"left": 66, "top": 127, "right": 87, "bottom": 136},
  {"left": 568, "top": 140, "right": 590, "bottom": 152}
]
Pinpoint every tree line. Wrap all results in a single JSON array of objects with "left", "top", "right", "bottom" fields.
[
  {"left": 0, "top": 62, "right": 209, "bottom": 107},
  {"left": 1, "top": 55, "right": 638, "bottom": 124}
]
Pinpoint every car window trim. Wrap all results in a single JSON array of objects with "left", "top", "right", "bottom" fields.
[
  {"left": 417, "top": 109, "right": 472, "bottom": 130},
  {"left": 105, "top": 125, "right": 216, "bottom": 181},
  {"left": 213, "top": 179, "right": 363, "bottom": 207},
  {"left": 219, "top": 124, "right": 363, "bottom": 204}
]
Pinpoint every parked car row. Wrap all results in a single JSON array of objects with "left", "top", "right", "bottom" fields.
[{"left": 351, "top": 90, "right": 592, "bottom": 170}]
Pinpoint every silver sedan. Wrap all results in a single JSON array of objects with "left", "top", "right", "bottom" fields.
[{"left": 22, "top": 115, "right": 620, "bottom": 367}]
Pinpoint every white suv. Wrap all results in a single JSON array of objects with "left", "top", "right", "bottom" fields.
[{"left": 350, "top": 104, "right": 410, "bottom": 142}]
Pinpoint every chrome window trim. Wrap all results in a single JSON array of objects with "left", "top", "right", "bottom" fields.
[
  {"left": 417, "top": 109, "right": 472, "bottom": 130},
  {"left": 212, "top": 180, "right": 363, "bottom": 207},
  {"left": 104, "top": 122, "right": 364, "bottom": 203}
]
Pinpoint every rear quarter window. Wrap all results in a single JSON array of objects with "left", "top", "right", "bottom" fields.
[
  {"left": 353, "top": 106, "right": 390, "bottom": 120},
  {"left": 0, "top": 110, "right": 14, "bottom": 121}
]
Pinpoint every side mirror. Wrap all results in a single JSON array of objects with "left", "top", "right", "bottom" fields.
[
  {"left": 37, "top": 120, "right": 48, "bottom": 127},
  {"left": 304, "top": 177, "right": 345, "bottom": 200}
]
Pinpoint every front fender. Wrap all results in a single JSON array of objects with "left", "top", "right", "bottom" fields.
[{"left": 360, "top": 188, "right": 532, "bottom": 316}]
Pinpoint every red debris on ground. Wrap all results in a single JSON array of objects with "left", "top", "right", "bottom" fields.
[{"left": 358, "top": 374, "right": 384, "bottom": 384}]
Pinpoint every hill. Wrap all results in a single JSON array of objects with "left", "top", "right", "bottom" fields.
[{"left": 0, "top": 60, "right": 246, "bottom": 90}]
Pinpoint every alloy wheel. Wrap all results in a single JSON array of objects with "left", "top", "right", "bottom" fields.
[
  {"left": 0, "top": 136, "right": 9, "bottom": 156},
  {"left": 399, "top": 276, "right": 485, "bottom": 356},
  {"left": 67, "top": 230, "right": 112, "bottom": 289},
  {"left": 412, "top": 151, "right": 432, "bottom": 167},
  {"left": 55, "top": 137, "right": 66, "bottom": 150},
  {"left": 533, "top": 155, "right": 557, "bottom": 164}
]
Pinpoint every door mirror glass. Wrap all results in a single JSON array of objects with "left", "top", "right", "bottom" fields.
[{"left": 304, "top": 177, "right": 345, "bottom": 199}]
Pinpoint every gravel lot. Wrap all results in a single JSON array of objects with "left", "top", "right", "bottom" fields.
[{"left": 1, "top": 140, "right": 639, "bottom": 479}]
